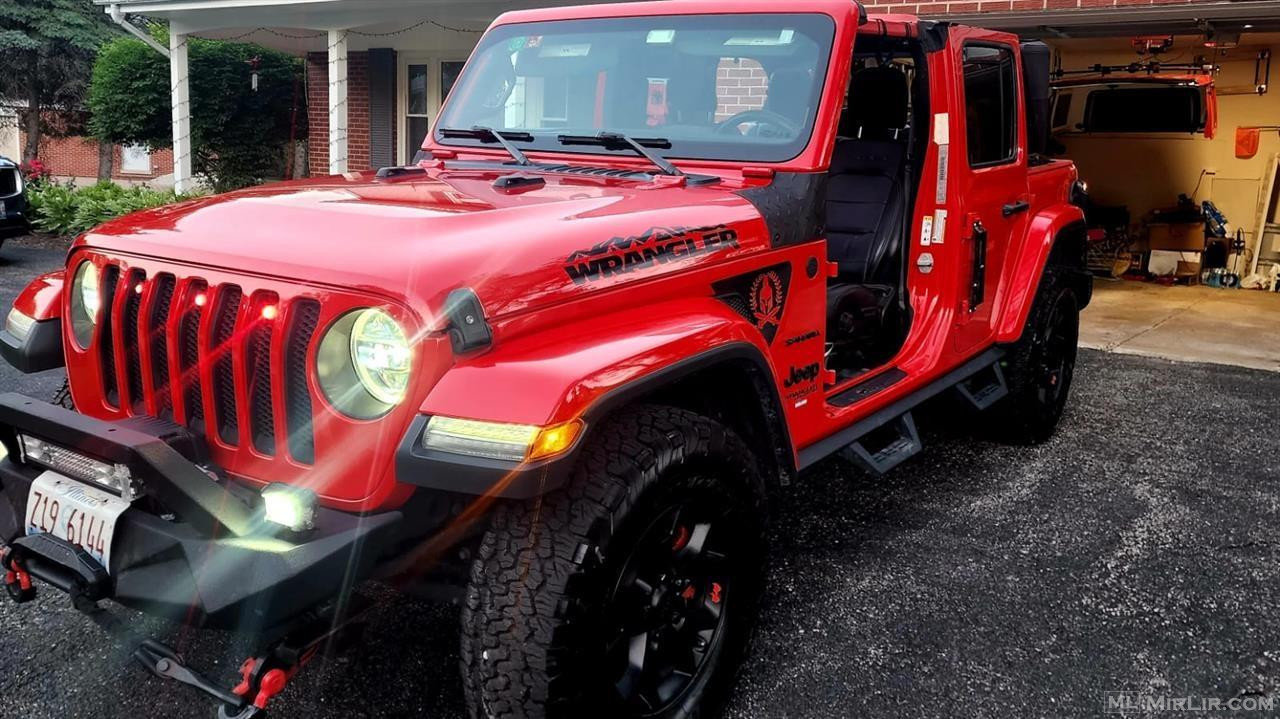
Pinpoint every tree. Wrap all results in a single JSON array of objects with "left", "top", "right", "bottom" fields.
[
  {"left": 90, "top": 30, "right": 307, "bottom": 192},
  {"left": 0, "top": 0, "right": 118, "bottom": 164}
]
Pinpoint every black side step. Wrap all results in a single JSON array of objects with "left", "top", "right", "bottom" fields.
[
  {"left": 840, "top": 411, "right": 922, "bottom": 476},
  {"left": 829, "top": 367, "right": 908, "bottom": 407},
  {"left": 797, "top": 347, "right": 1005, "bottom": 470},
  {"left": 955, "top": 361, "right": 1009, "bottom": 411}
]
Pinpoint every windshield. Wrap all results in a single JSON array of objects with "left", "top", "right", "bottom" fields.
[{"left": 435, "top": 13, "right": 836, "bottom": 163}]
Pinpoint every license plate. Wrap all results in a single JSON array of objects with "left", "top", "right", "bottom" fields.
[{"left": 24, "top": 470, "right": 130, "bottom": 572}]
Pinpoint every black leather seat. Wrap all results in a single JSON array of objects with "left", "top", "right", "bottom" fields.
[
  {"left": 826, "top": 65, "right": 910, "bottom": 283},
  {"left": 825, "top": 65, "right": 912, "bottom": 369},
  {"left": 827, "top": 140, "right": 906, "bottom": 282}
]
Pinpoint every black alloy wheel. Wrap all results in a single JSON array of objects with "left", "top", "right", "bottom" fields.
[
  {"left": 604, "top": 499, "right": 735, "bottom": 715},
  {"left": 461, "top": 405, "right": 769, "bottom": 719},
  {"left": 994, "top": 269, "right": 1081, "bottom": 445},
  {"left": 1033, "top": 287, "right": 1079, "bottom": 417}
]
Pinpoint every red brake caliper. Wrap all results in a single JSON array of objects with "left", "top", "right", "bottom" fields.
[{"left": 672, "top": 525, "right": 691, "bottom": 552}]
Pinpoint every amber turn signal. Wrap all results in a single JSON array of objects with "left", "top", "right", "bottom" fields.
[{"left": 529, "top": 420, "right": 585, "bottom": 461}]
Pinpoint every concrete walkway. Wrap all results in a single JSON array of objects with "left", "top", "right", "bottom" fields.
[{"left": 1080, "top": 279, "right": 1280, "bottom": 372}]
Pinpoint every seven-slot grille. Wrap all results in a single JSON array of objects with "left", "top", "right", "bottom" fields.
[
  {"left": 88, "top": 260, "right": 321, "bottom": 465},
  {"left": 0, "top": 167, "right": 18, "bottom": 197}
]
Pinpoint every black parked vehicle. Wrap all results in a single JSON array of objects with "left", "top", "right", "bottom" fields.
[{"left": 0, "top": 157, "right": 29, "bottom": 247}]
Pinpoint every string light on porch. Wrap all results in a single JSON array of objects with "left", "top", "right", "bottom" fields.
[{"left": 210, "top": 18, "right": 484, "bottom": 43}]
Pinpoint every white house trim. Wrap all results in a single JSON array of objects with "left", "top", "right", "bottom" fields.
[
  {"left": 170, "top": 31, "right": 194, "bottom": 193},
  {"left": 327, "top": 28, "right": 349, "bottom": 174}
]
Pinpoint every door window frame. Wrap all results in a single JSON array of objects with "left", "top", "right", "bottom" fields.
[
  {"left": 960, "top": 41, "right": 1021, "bottom": 169},
  {"left": 397, "top": 53, "right": 469, "bottom": 165}
]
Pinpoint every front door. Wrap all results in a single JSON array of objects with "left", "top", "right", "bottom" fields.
[{"left": 951, "top": 37, "right": 1031, "bottom": 354}]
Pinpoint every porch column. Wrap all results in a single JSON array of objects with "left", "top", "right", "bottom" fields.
[
  {"left": 169, "top": 32, "right": 193, "bottom": 193},
  {"left": 327, "top": 29, "right": 349, "bottom": 175}
]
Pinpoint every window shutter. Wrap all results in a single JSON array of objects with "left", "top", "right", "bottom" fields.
[{"left": 368, "top": 48, "right": 396, "bottom": 169}]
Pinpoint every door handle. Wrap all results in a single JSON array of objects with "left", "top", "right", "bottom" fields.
[{"left": 1002, "top": 200, "right": 1030, "bottom": 217}]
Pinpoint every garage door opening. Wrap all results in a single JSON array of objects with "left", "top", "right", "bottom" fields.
[{"left": 1029, "top": 31, "right": 1280, "bottom": 371}]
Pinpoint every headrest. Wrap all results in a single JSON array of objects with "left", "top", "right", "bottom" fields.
[
  {"left": 829, "top": 138, "right": 906, "bottom": 176},
  {"left": 840, "top": 65, "right": 910, "bottom": 138},
  {"left": 765, "top": 68, "right": 816, "bottom": 125}
]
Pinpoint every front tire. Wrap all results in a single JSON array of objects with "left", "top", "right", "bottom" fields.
[
  {"left": 461, "top": 405, "right": 769, "bottom": 719},
  {"left": 993, "top": 268, "right": 1080, "bottom": 444}
]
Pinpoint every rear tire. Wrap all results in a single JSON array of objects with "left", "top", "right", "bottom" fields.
[
  {"left": 992, "top": 269, "right": 1080, "bottom": 445},
  {"left": 460, "top": 405, "right": 768, "bottom": 719},
  {"left": 53, "top": 377, "right": 74, "bottom": 410}
]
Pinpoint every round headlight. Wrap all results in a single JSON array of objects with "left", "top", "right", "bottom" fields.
[
  {"left": 350, "top": 309, "right": 412, "bottom": 405},
  {"left": 69, "top": 261, "right": 101, "bottom": 348},
  {"left": 316, "top": 308, "right": 412, "bottom": 419}
]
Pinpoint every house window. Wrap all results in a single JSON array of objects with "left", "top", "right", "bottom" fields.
[
  {"left": 405, "top": 63, "right": 430, "bottom": 162},
  {"left": 543, "top": 76, "right": 570, "bottom": 124},
  {"left": 120, "top": 144, "right": 151, "bottom": 175},
  {"left": 398, "top": 57, "right": 469, "bottom": 164},
  {"left": 962, "top": 45, "right": 1018, "bottom": 167},
  {"left": 442, "top": 61, "right": 465, "bottom": 105}
]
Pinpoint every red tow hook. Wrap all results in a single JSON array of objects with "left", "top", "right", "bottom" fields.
[
  {"left": 2, "top": 548, "right": 35, "bottom": 603},
  {"left": 231, "top": 658, "right": 259, "bottom": 699},
  {"left": 228, "top": 645, "right": 319, "bottom": 713},
  {"left": 252, "top": 669, "right": 289, "bottom": 710}
]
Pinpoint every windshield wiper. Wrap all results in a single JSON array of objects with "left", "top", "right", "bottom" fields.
[
  {"left": 557, "top": 132, "right": 683, "bottom": 177},
  {"left": 438, "top": 126, "right": 533, "bottom": 165}
]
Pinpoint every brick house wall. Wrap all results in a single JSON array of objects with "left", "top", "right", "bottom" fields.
[
  {"left": 18, "top": 128, "right": 174, "bottom": 184},
  {"left": 716, "top": 59, "right": 769, "bottom": 122},
  {"left": 861, "top": 0, "right": 1208, "bottom": 14},
  {"left": 306, "top": 50, "right": 372, "bottom": 176}
]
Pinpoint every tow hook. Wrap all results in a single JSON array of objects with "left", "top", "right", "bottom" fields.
[
  {"left": 70, "top": 585, "right": 370, "bottom": 718},
  {"left": 1, "top": 547, "right": 35, "bottom": 603},
  {"left": 135, "top": 639, "right": 247, "bottom": 708},
  {"left": 221, "top": 649, "right": 314, "bottom": 718},
  {"left": 215, "top": 595, "right": 371, "bottom": 718}
]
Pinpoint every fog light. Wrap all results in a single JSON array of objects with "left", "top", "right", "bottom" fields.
[
  {"left": 0, "top": 441, "right": 8, "bottom": 462},
  {"left": 16, "top": 434, "right": 136, "bottom": 500},
  {"left": 262, "top": 483, "right": 317, "bottom": 533},
  {"left": 4, "top": 308, "right": 35, "bottom": 343}
]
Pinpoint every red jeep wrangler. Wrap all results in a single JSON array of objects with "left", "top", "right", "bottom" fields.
[{"left": 0, "top": 2, "right": 1089, "bottom": 717}]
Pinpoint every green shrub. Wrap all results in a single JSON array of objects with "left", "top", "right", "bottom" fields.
[
  {"left": 27, "top": 180, "right": 195, "bottom": 237},
  {"left": 90, "top": 30, "right": 307, "bottom": 193}
]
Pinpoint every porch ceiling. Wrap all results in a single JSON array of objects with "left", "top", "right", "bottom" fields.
[{"left": 97, "top": 0, "right": 626, "bottom": 39}]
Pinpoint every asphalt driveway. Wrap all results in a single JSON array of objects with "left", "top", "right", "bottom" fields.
[
  {"left": 0, "top": 236, "right": 1278, "bottom": 718},
  {"left": 0, "top": 236, "right": 66, "bottom": 401}
]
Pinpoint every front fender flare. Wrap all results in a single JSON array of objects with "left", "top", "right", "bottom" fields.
[
  {"left": 1, "top": 271, "right": 66, "bottom": 374},
  {"left": 397, "top": 298, "right": 785, "bottom": 498}
]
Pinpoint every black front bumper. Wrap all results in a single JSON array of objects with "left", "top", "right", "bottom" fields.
[{"left": 0, "top": 394, "right": 403, "bottom": 631}]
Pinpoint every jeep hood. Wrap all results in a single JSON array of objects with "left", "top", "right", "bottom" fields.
[{"left": 80, "top": 169, "right": 765, "bottom": 327}]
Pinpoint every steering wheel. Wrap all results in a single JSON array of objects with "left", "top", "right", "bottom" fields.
[{"left": 715, "top": 109, "right": 801, "bottom": 137}]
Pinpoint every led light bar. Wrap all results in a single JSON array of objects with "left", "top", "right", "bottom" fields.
[
  {"left": 17, "top": 434, "right": 137, "bottom": 501},
  {"left": 422, "top": 416, "right": 583, "bottom": 462}
]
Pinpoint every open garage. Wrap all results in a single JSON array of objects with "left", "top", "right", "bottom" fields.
[{"left": 937, "top": 0, "right": 1280, "bottom": 370}]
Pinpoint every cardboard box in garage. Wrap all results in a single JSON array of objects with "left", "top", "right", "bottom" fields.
[{"left": 1148, "top": 222, "right": 1206, "bottom": 252}]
